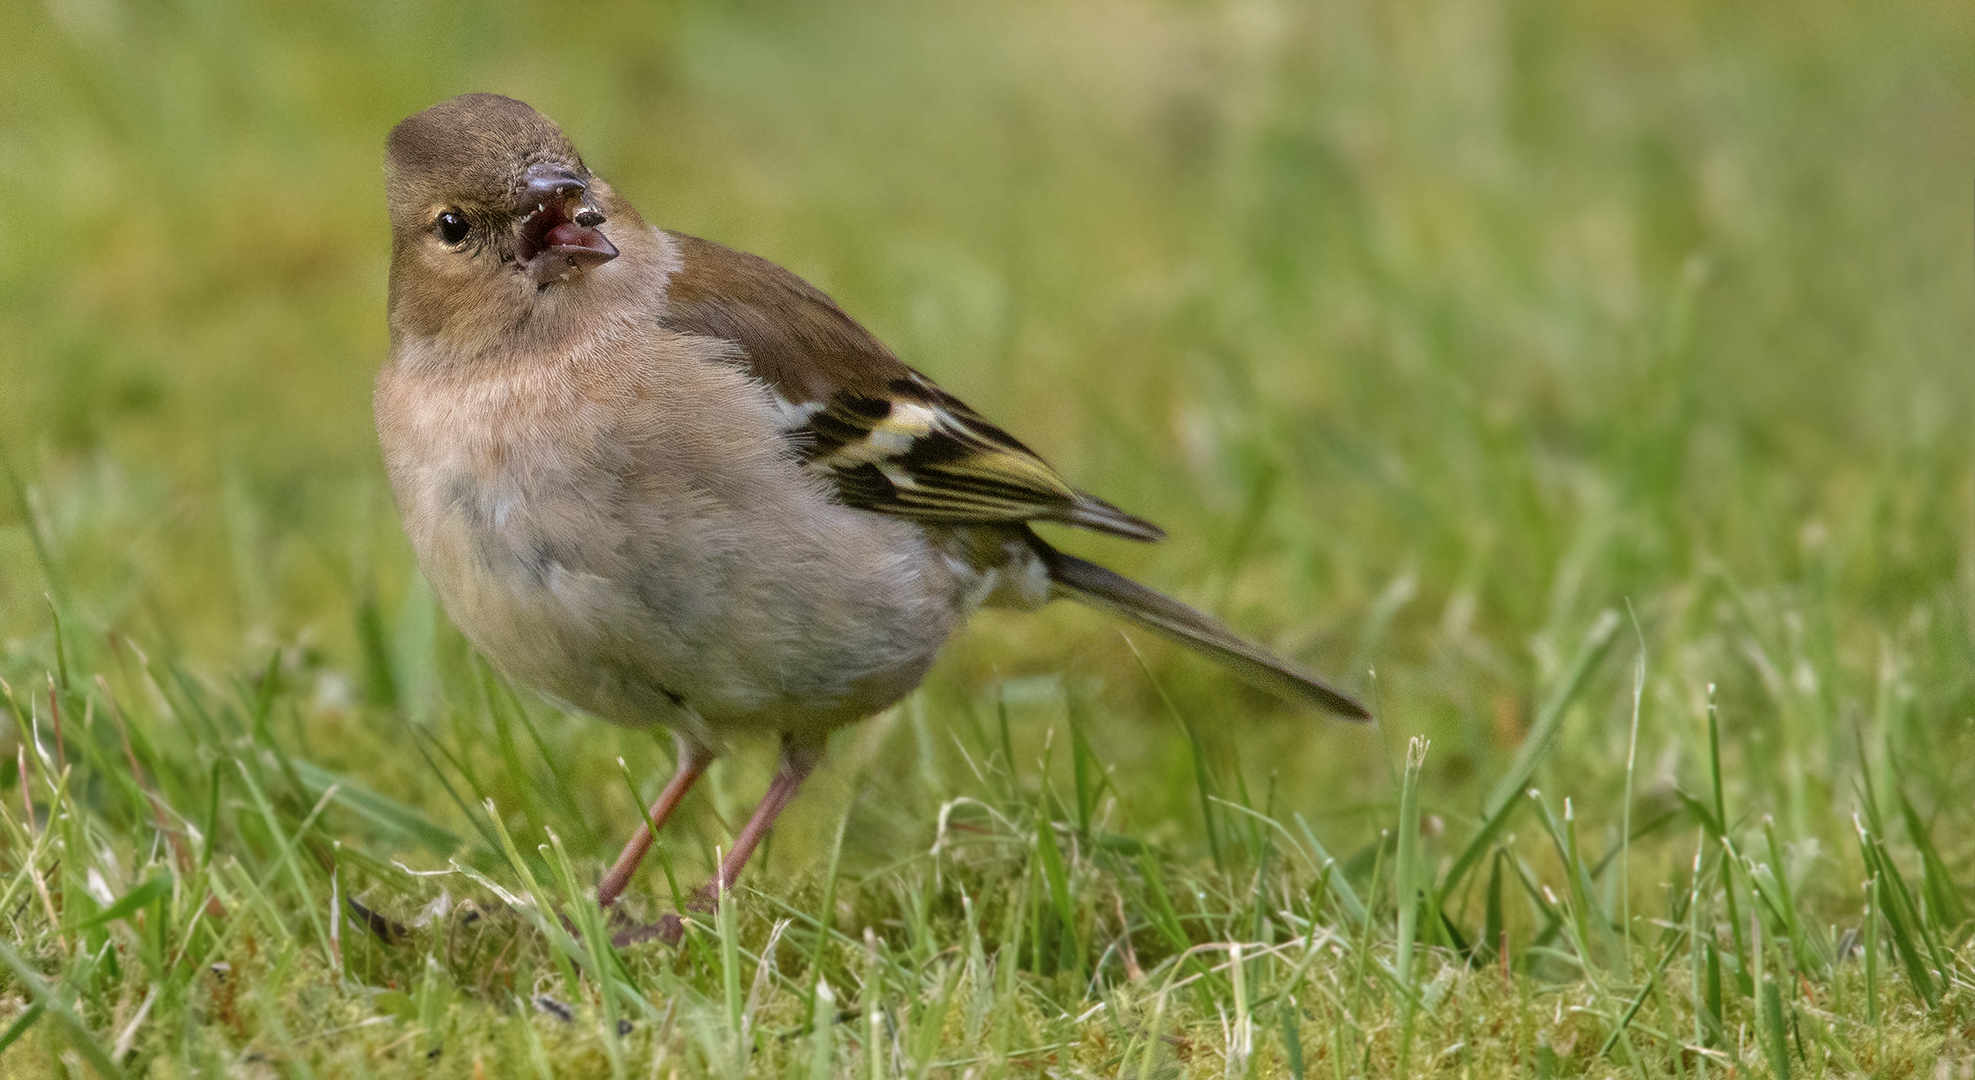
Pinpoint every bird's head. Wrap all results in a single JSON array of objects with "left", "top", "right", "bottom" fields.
[{"left": 385, "top": 94, "right": 635, "bottom": 341}]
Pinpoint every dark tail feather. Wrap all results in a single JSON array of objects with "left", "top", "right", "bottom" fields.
[{"left": 1033, "top": 540, "right": 1371, "bottom": 720}]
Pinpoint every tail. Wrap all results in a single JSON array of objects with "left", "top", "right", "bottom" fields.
[{"left": 1032, "top": 538, "right": 1371, "bottom": 720}]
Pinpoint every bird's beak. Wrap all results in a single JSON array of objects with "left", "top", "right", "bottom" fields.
[{"left": 515, "top": 162, "right": 619, "bottom": 285}]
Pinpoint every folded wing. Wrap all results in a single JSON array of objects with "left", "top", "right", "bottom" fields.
[{"left": 658, "top": 232, "right": 1160, "bottom": 540}]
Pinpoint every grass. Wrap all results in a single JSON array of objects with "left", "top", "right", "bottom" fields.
[{"left": 2, "top": 0, "right": 1973, "bottom": 1075}]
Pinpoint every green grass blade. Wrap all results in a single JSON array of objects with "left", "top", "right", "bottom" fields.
[
  {"left": 0, "top": 939, "right": 125, "bottom": 1080},
  {"left": 543, "top": 828, "right": 629, "bottom": 1080},
  {"left": 1394, "top": 737, "right": 1428, "bottom": 1075},
  {"left": 71, "top": 873, "right": 171, "bottom": 932},
  {"left": 810, "top": 978, "right": 838, "bottom": 1080},
  {"left": 1760, "top": 976, "right": 1791, "bottom": 1080},
  {"left": 1864, "top": 874, "right": 1881, "bottom": 1028},
  {"left": 1280, "top": 997, "right": 1306, "bottom": 1080},
  {"left": 1853, "top": 815, "right": 1938, "bottom": 1011},
  {"left": 1443, "top": 611, "right": 1621, "bottom": 902},
  {"left": 1897, "top": 788, "right": 1969, "bottom": 933},
  {"left": 1707, "top": 686, "right": 1726, "bottom": 841},
  {"left": 720, "top": 872, "right": 745, "bottom": 1069},
  {"left": 291, "top": 759, "right": 465, "bottom": 857},
  {"left": 808, "top": 806, "right": 850, "bottom": 1012},
  {"left": 234, "top": 761, "right": 332, "bottom": 960},
  {"left": 1124, "top": 637, "right": 1223, "bottom": 871}
]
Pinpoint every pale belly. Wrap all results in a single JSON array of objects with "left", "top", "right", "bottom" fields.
[
  {"left": 376, "top": 341, "right": 961, "bottom": 745},
  {"left": 412, "top": 453, "right": 965, "bottom": 740}
]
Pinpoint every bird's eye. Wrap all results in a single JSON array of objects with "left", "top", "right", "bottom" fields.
[{"left": 436, "top": 210, "right": 470, "bottom": 246}]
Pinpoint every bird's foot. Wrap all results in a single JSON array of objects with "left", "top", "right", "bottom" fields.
[{"left": 610, "top": 912, "right": 685, "bottom": 948}]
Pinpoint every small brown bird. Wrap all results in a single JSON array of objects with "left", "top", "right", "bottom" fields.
[{"left": 376, "top": 93, "right": 1367, "bottom": 942}]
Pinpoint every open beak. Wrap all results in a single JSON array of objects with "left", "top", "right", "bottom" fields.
[{"left": 515, "top": 163, "right": 619, "bottom": 285}]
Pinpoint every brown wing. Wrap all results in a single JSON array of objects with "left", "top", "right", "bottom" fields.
[{"left": 657, "top": 233, "right": 1162, "bottom": 541}]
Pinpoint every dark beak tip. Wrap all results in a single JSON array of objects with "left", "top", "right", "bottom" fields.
[{"left": 521, "top": 161, "right": 590, "bottom": 206}]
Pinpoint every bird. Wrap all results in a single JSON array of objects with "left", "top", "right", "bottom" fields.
[{"left": 375, "top": 93, "right": 1368, "bottom": 944}]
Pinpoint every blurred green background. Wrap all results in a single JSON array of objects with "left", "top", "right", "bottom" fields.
[{"left": 3, "top": 0, "right": 1972, "bottom": 884}]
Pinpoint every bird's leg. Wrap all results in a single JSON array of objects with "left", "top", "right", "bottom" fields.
[
  {"left": 597, "top": 737, "right": 712, "bottom": 908},
  {"left": 619, "top": 735, "right": 822, "bottom": 947},
  {"left": 692, "top": 736, "right": 823, "bottom": 909}
]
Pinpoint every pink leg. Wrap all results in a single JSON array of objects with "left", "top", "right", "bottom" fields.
[
  {"left": 694, "top": 740, "right": 822, "bottom": 906},
  {"left": 620, "top": 737, "right": 823, "bottom": 946},
  {"left": 597, "top": 739, "right": 712, "bottom": 908}
]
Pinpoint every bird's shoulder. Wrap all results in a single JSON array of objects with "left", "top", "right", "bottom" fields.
[
  {"left": 654, "top": 232, "right": 1162, "bottom": 541},
  {"left": 658, "top": 232, "right": 906, "bottom": 404}
]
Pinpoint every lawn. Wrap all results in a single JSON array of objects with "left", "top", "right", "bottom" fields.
[{"left": 2, "top": 1, "right": 1972, "bottom": 1075}]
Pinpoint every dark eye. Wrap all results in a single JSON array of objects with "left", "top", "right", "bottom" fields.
[{"left": 436, "top": 210, "right": 470, "bottom": 246}]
